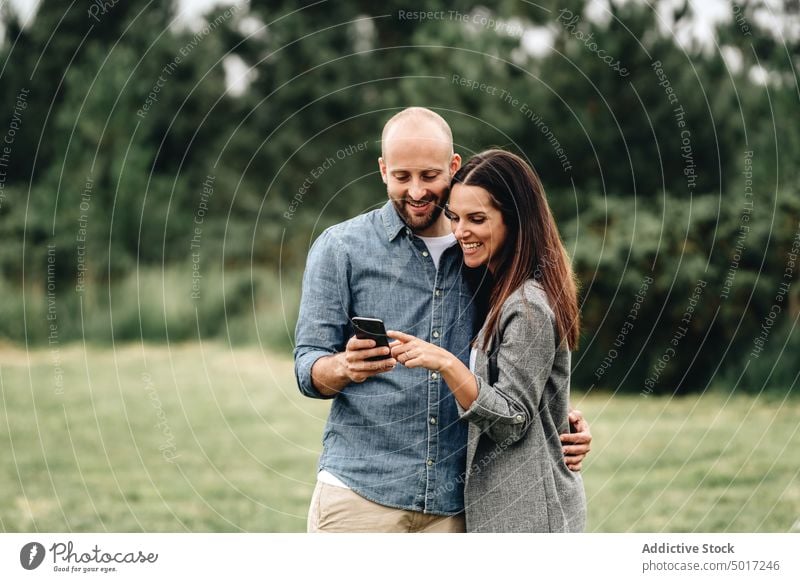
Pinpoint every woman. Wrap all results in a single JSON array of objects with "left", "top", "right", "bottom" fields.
[{"left": 388, "top": 149, "right": 586, "bottom": 532}]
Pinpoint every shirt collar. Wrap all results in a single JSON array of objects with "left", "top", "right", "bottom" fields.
[{"left": 380, "top": 201, "right": 410, "bottom": 241}]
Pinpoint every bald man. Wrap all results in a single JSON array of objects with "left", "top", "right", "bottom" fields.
[{"left": 294, "top": 108, "right": 591, "bottom": 532}]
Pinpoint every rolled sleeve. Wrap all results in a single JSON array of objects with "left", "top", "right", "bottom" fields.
[
  {"left": 294, "top": 348, "right": 337, "bottom": 399},
  {"left": 459, "top": 299, "right": 556, "bottom": 445},
  {"left": 293, "top": 228, "right": 351, "bottom": 400}
]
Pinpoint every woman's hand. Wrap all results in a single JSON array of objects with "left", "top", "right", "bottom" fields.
[
  {"left": 387, "top": 330, "right": 455, "bottom": 372},
  {"left": 389, "top": 330, "right": 478, "bottom": 410}
]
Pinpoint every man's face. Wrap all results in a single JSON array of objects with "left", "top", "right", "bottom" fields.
[{"left": 379, "top": 124, "right": 460, "bottom": 236}]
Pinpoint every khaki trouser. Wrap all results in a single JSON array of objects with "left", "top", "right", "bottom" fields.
[{"left": 307, "top": 481, "right": 465, "bottom": 533}]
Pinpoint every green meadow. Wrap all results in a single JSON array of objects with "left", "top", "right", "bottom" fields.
[{"left": 1, "top": 343, "right": 798, "bottom": 533}]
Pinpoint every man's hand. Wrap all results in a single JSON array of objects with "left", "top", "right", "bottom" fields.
[
  {"left": 561, "top": 409, "right": 592, "bottom": 471},
  {"left": 340, "top": 336, "right": 396, "bottom": 383},
  {"left": 310, "top": 336, "right": 396, "bottom": 396}
]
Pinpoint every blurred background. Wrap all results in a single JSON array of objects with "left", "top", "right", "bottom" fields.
[{"left": 0, "top": 0, "right": 798, "bottom": 532}]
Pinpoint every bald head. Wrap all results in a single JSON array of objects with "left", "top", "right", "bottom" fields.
[{"left": 380, "top": 107, "right": 454, "bottom": 159}]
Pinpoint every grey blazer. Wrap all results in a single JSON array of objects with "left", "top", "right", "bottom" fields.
[{"left": 458, "top": 280, "right": 586, "bottom": 532}]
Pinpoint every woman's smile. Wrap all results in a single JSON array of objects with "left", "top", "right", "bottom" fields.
[{"left": 460, "top": 240, "right": 484, "bottom": 256}]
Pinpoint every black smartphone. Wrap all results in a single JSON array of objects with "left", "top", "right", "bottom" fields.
[{"left": 351, "top": 317, "right": 390, "bottom": 361}]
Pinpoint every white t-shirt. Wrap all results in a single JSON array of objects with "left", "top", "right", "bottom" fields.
[
  {"left": 417, "top": 233, "right": 457, "bottom": 270},
  {"left": 317, "top": 469, "right": 349, "bottom": 488}
]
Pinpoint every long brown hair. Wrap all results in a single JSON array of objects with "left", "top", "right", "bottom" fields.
[{"left": 451, "top": 149, "right": 580, "bottom": 350}]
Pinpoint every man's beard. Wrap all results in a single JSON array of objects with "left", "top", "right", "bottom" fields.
[{"left": 392, "top": 192, "right": 447, "bottom": 233}]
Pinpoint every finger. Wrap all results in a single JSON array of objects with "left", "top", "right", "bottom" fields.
[
  {"left": 560, "top": 431, "right": 590, "bottom": 444},
  {"left": 388, "top": 340, "right": 402, "bottom": 348},
  {"left": 347, "top": 336, "right": 377, "bottom": 351},
  {"left": 398, "top": 348, "right": 417, "bottom": 360},
  {"left": 390, "top": 343, "right": 409, "bottom": 356},
  {"left": 402, "top": 353, "right": 425, "bottom": 368},
  {"left": 390, "top": 343, "right": 418, "bottom": 360},
  {"left": 351, "top": 361, "right": 396, "bottom": 382},
  {"left": 377, "top": 358, "right": 397, "bottom": 371},
  {"left": 350, "top": 347, "right": 393, "bottom": 362},
  {"left": 568, "top": 412, "right": 586, "bottom": 430},
  {"left": 386, "top": 330, "right": 416, "bottom": 342},
  {"left": 565, "top": 460, "right": 586, "bottom": 471},
  {"left": 570, "top": 418, "right": 588, "bottom": 433},
  {"left": 402, "top": 357, "right": 421, "bottom": 368},
  {"left": 562, "top": 437, "right": 591, "bottom": 449},
  {"left": 563, "top": 445, "right": 590, "bottom": 457},
  {"left": 564, "top": 445, "right": 588, "bottom": 456},
  {"left": 351, "top": 358, "right": 397, "bottom": 372}
]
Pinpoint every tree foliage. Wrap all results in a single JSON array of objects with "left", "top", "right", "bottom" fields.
[{"left": 0, "top": 0, "right": 797, "bottom": 392}]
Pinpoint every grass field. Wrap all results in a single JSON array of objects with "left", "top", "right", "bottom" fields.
[{"left": 1, "top": 342, "right": 798, "bottom": 532}]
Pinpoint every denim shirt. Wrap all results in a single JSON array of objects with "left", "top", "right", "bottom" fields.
[{"left": 294, "top": 202, "right": 477, "bottom": 515}]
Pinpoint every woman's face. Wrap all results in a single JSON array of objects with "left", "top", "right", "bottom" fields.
[{"left": 446, "top": 183, "right": 508, "bottom": 272}]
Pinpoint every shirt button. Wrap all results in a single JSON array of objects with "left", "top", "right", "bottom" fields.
[
  {"left": 515, "top": 414, "right": 524, "bottom": 422},
  {"left": 405, "top": 228, "right": 411, "bottom": 236},
  {"left": 432, "top": 330, "right": 440, "bottom": 338},
  {"left": 426, "top": 459, "right": 434, "bottom": 466},
  {"left": 431, "top": 372, "right": 439, "bottom": 380},
  {"left": 422, "top": 251, "right": 429, "bottom": 257},
  {"left": 435, "top": 289, "right": 441, "bottom": 297},
  {"left": 429, "top": 417, "right": 437, "bottom": 425}
]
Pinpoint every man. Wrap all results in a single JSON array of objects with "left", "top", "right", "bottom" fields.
[{"left": 294, "top": 107, "right": 591, "bottom": 532}]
